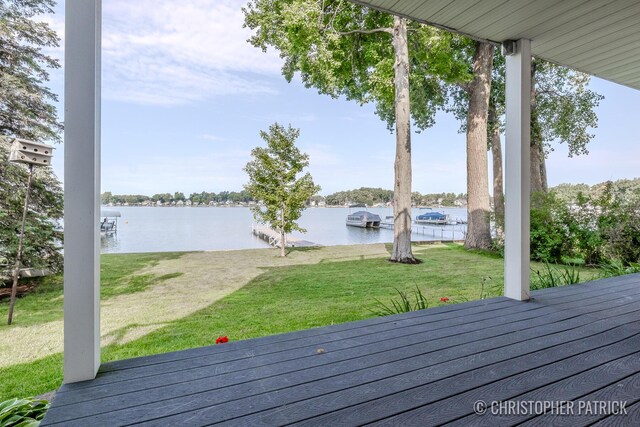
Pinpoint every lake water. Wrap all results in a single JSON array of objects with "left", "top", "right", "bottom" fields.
[{"left": 100, "top": 206, "right": 468, "bottom": 254}]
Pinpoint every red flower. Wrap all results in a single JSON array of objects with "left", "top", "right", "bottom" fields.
[
  {"left": 215, "top": 336, "right": 229, "bottom": 344},
  {"left": 440, "top": 297, "right": 450, "bottom": 303}
]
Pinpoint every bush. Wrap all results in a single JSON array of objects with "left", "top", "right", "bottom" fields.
[
  {"left": 0, "top": 397, "right": 49, "bottom": 426},
  {"left": 597, "top": 198, "right": 640, "bottom": 266},
  {"left": 599, "top": 260, "right": 640, "bottom": 278},
  {"left": 531, "top": 263, "right": 581, "bottom": 290},
  {"left": 530, "top": 186, "right": 640, "bottom": 269},
  {"left": 371, "top": 286, "right": 429, "bottom": 316},
  {"left": 530, "top": 192, "right": 577, "bottom": 263}
]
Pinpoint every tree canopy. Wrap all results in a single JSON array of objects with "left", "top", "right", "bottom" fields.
[
  {"left": 244, "top": 0, "right": 469, "bottom": 131},
  {"left": 0, "top": 0, "right": 63, "bottom": 275},
  {"left": 244, "top": 123, "right": 320, "bottom": 256},
  {"left": 0, "top": 0, "right": 62, "bottom": 141}
]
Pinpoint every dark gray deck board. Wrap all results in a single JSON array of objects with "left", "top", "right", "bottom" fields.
[
  {"left": 45, "top": 304, "right": 639, "bottom": 425},
  {"left": 42, "top": 273, "right": 640, "bottom": 426},
  {"left": 50, "top": 282, "right": 640, "bottom": 410}
]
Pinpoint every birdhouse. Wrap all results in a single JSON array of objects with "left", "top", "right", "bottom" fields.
[{"left": 8, "top": 138, "right": 54, "bottom": 166}]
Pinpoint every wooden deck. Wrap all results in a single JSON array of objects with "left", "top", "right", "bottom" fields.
[{"left": 42, "top": 274, "right": 640, "bottom": 426}]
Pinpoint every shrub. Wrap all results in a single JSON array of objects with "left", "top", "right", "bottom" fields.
[
  {"left": 599, "top": 260, "right": 640, "bottom": 278},
  {"left": 531, "top": 263, "right": 581, "bottom": 290},
  {"left": 570, "top": 192, "right": 605, "bottom": 265},
  {"left": 371, "top": 286, "right": 429, "bottom": 316},
  {"left": 597, "top": 198, "right": 640, "bottom": 266},
  {"left": 530, "top": 186, "right": 640, "bottom": 269},
  {"left": 0, "top": 397, "right": 49, "bottom": 426},
  {"left": 530, "top": 192, "right": 576, "bottom": 263}
]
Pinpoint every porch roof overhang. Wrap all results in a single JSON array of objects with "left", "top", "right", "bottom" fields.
[{"left": 351, "top": 0, "right": 640, "bottom": 91}]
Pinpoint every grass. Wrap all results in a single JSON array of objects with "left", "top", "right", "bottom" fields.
[
  {"left": 0, "top": 243, "right": 601, "bottom": 400},
  {"left": 0, "top": 252, "right": 185, "bottom": 327}
]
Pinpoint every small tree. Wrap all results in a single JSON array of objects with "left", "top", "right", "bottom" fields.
[{"left": 244, "top": 123, "right": 320, "bottom": 257}]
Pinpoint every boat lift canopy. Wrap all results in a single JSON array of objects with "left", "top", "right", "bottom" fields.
[{"left": 100, "top": 209, "right": 121, "bottom": 218}]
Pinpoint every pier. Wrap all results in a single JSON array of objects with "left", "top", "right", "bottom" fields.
[
  {"left": 379, "top": 221, "right": 467, "bottom": 241},
  {"left": 251, "top": 224, "right": 318, "bottom": 248}
]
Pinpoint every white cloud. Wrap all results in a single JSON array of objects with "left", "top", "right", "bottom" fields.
[{"left": 95, "top": 0, "right": 283, "bottom": 105}]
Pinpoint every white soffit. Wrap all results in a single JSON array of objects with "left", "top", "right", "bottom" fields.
[{"left": 350, "top": 0, "right": 640, "bottom": 90}]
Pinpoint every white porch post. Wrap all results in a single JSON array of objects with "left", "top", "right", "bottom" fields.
[
  {"left": 504, "top": 39, "right": 531, "bottom": 301},
  {"left": 64, "top": 0, "right": 102, "bottom": 383}
]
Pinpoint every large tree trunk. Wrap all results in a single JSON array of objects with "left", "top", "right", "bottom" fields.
[
  {"left": 464, "top": 42, "right": 494, "bottom": 250},
  {"left": 540, "top": 144, "right": 548, "bottom": 192},
  {"left": 389, "top": 16, "right": 417, "bottom": 264},
  {"left": 530, "top": 138, "right": 545, "bottom": 195},
  {"left": 530, "top": 59, "right": 545, "bottom": 196},
  {"left": 489, "top": 106, "right": 504, "bottom": 237}
]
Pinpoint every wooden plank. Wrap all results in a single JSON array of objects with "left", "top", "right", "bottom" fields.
[
  {"left": 89, "top": 273, "right": 640, "bottom": 377},
  {"left": 140, "top": 313, "right": 640, "bottom": 427},
  {"left": 94, "top": 296, "right": 512, "bottom": 374},
  {"left": 45, "top": 296, "right": 623, "bottom": 421},
  {"left": 55, "top": 283, "right": 640, "bottom": 405},
  {"left": 50, "top": 281, "right": 640, "bottom": 409},
  {"left": 221, "top": 312, "right": 640, "bottom": 425},
  {"left": 65, "top": 300, "right": 537, "bottom": 387},
  {"left": 419, "top": 351, "right": 640, "bottom": 426},
  {"left": 521, "top": 374, "right": 640, "bottom": 426},
  {"left": 74, "top": 274, "right": 640, "bottom": 379},
  {"left": 49, "top": 298, "right": 578, "bottom": 408},
  {"left": 41, "top": 276, "right": 640, "bottom": 426},
  {"left": 49, "top": 309, "right": 640, "bottom": 426},
  {"left": 286, "top": 327, "right": 640, "bottom": 427},
  {"left": 590, "top": 400, "right": 640, "bottom": 427}
]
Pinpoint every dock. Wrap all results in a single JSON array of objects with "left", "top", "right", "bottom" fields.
[
  {"left": 251, "top": 225, "right": 318, "bottom": 248},
  {"left": 379, "top": 221, "right": 468, "bottom": 241}
]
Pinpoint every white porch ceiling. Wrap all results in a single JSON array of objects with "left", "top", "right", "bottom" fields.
[{"left": 350, "top": 0, "right": 640, "bottom": 90}]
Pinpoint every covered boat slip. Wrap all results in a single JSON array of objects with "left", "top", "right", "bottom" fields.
[
  {"left": 100, "top": 209, "right": 120, "bottom": 233},
  {"left": 43, "top": 274, "right": 640, "bottom": 426},
  {"left": 346, "top": 211, "right": 382, "bottom": 228}
]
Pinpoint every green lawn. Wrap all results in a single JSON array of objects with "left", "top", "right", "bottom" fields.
[
  {"left": 0, "top": 252, "right": 184, "bottom": 327},
  {"left": 0, "top": 244, "right": 600, "bottom": 400}
]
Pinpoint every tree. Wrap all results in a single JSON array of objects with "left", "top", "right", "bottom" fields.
[
  {"left": 462, "top": 42, "right": 494, "bottom": 249},
  {"left": 447, "top": 41, "right": 495, "bottom": 249},
  {"left": 243, "top": 0, "right": 469, "bottom": 263},
  {"left": 244, "top": 123, "right": 320, "bottom": 257},
  {"left": 101, "top": 191, "right": 113, "bottom": 205},
  {"left": 0, "top": 0, "right": 63, "bottom": 278},
  {"left": 530, "top": 60, "right": 603, "bottom": 195}
]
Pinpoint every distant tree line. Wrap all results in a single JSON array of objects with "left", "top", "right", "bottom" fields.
[
  {"left": 324, "top": 187, "right": 466, "bottom": 207},
  {"left": 101, "top": 187, "right": 468, "bottom": 207},
  {"left": 101, "top": 190, "right": 254, "bottom": 205},
  {"left": 551, "top": 178, "right": 640, "bottom": 204}
]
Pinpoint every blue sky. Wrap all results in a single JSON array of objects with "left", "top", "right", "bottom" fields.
[{"left": 47, "top": 0, "right": 640, "bottom": 196}]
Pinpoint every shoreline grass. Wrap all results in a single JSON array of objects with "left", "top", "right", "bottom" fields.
[{"left": 0, "top": 243, "right": 600, "bottom": 400}]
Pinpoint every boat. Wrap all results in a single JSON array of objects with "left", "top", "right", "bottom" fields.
[
  {"left": 346, "top": 211, "right": 381, "bottom": 228},
  {"left": 414, "top": 209, "right": 449, "bottom": 225},
  {"left": 100, "top": 209, "right": 121, "bottom": 233}
]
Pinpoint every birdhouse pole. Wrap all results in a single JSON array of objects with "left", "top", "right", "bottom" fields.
[
  {"left": 6, "top": 138, "right": 54, "bottom": 325},
  {"left": 7, "top": 164, "right": 34, "bottom": 325}
]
